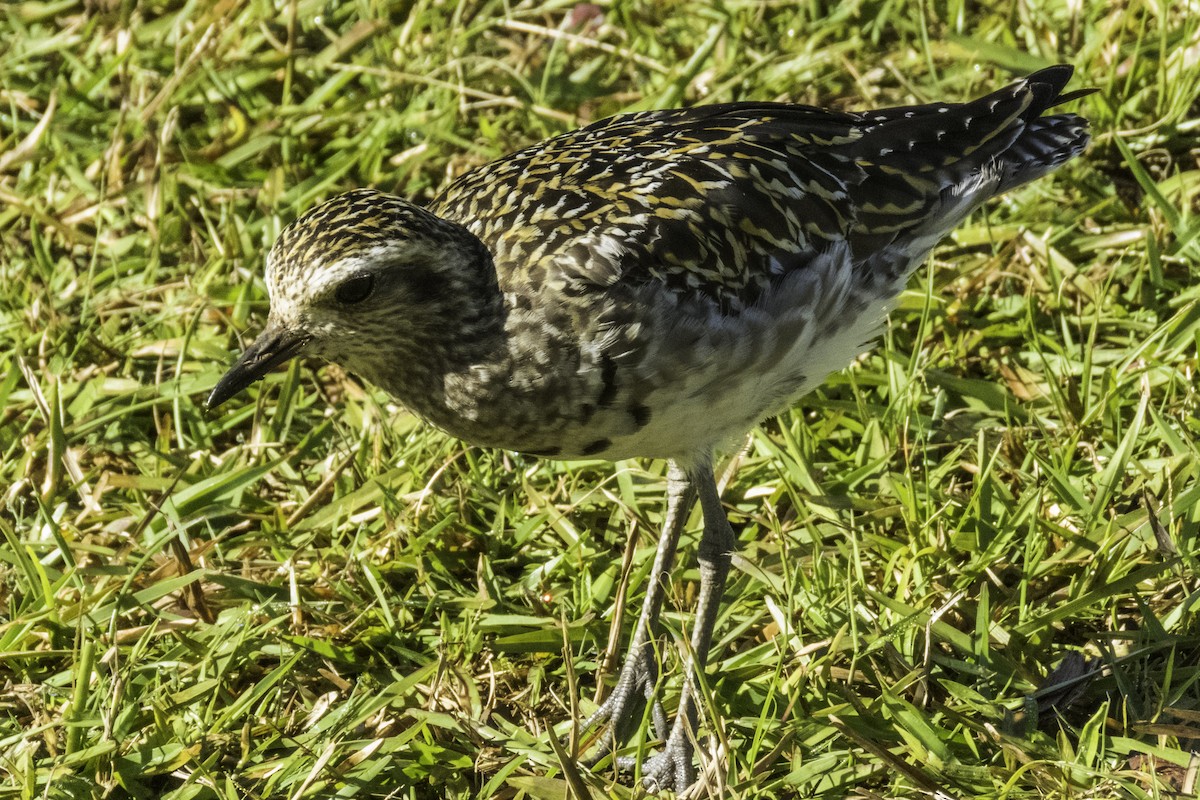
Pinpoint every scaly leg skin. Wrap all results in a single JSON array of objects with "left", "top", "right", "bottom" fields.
[
  {"left": 640, "top": 460, "right": 735, "bottom": 792},
  {"left": 582, "top": 460, "right": 696, "bottom": 762},
  {"left": 581, "top": 458, "right": 736, "bottom": 793}
]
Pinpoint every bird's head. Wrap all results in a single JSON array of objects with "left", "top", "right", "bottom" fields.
[{"left": 206, "top": 189, "right": 493, "bottom": 409}]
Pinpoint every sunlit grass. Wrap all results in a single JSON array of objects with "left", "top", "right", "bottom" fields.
[{"left": 1, "top": 1, "right": 1198, "bottom": 798}]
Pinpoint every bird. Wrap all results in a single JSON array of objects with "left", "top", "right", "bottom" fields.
[{"left": 207, "top": 65, "right": 1090, "bottom": 792}]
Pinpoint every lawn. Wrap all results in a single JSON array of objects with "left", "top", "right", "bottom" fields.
[{"left": 1, "top": 0, "right": 1198, "bottom": 798}]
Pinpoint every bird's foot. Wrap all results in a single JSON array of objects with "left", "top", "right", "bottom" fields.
[
  {"left": 578, "top": 647, "right": 710, "bottom": 794},
  {"left": 639, "top": 724, "right": 697, "bottom": 793},
  {"left": 579, "top": 644, "right": 669, "bottom": 767}
]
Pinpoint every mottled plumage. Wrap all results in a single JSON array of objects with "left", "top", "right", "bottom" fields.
[{"left": 209, "top": 66, "right": 1090, "bottom": 791}]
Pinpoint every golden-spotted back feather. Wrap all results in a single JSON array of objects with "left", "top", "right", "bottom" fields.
[{"left": 432, "top": 65, "right": 1088, "bottom": 314}]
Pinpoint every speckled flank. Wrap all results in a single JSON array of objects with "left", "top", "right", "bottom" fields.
[{"left": 255, "top": 66, "right": 1088, "bottom": 461}]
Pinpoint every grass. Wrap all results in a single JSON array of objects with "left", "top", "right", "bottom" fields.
[{"left": 1, "top": 0, "right": 1199, "bottom": 797}]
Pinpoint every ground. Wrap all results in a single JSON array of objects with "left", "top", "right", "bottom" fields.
[{"left": 1, "top": 1, "right": 1198, "bottom": 798}]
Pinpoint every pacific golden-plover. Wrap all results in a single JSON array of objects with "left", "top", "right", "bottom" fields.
[{"left": 208, "top": 66, "right": 1089, "bottom": 791}]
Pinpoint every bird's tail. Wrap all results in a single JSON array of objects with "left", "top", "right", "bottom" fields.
[
  {"left": 851, "top": 65, "right": 1091, "bottom": 202},
  {"left": 992, "top": 68, "right": 1092, "bottom": 193}
]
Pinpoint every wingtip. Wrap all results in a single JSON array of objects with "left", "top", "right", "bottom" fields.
[
  {"left": 1027, "top": 64, "right": 1075, "bottom": 87},
  {"left": 1022, "top": 64, "right": 1094, "bottom": 113}
]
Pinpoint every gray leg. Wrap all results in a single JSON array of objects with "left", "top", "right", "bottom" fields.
[
  {"left": 640, "top": 459, "right": 735, "bottom": 792},
  {"left": 582, "top": 460, "right": 695, "bottom": 762}
]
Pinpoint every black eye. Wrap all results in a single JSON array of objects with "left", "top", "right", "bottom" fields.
[{"left": 334, "top": 273, "right": 375, "bottom": 305}]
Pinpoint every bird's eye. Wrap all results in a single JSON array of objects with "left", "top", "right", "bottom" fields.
[{"left": 334, "top": 274, "right": 375, "bottom": 305}]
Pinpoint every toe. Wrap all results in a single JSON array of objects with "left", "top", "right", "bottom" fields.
[{"left": 640, "top": 737, "right": 696, "bottom": 793}]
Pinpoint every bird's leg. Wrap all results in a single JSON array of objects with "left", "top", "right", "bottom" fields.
[
  {"left": 582, "top": 460, "right": 695, "bottom": 761},
  {"left": 640, "top": 460, "right": 735, "bottom": 792}
]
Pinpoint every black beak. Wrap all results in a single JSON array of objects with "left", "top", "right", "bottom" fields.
[{"left": 206, "top": 325, "right": 310, "bottom": 409}]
